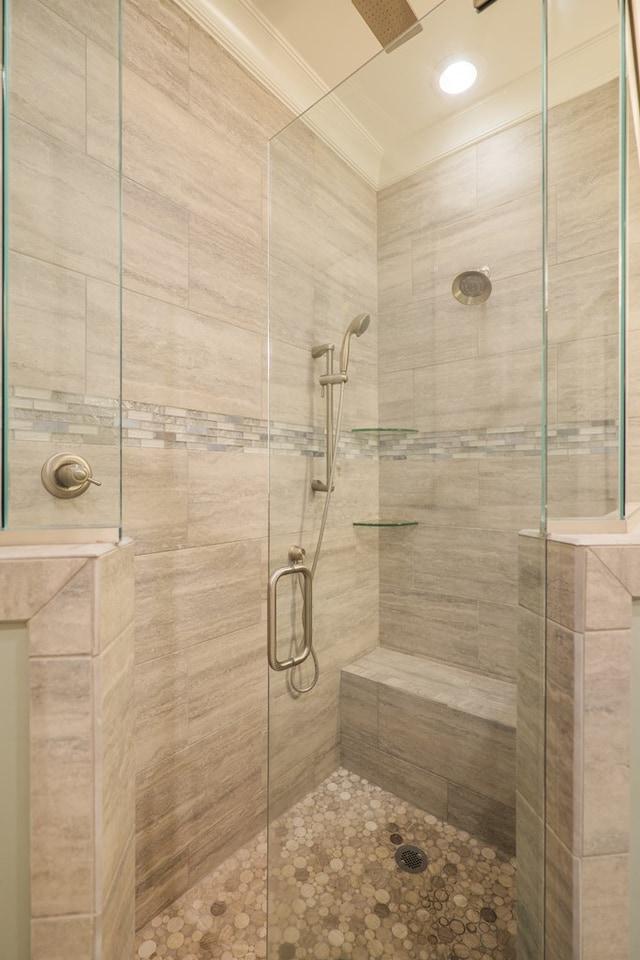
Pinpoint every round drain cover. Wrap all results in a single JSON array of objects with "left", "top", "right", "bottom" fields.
[{"left": 394, "top": 843, "right": 428, "bottom": 874}]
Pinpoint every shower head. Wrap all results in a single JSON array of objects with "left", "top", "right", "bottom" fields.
[
  {"left": 452, "top": 267, "right": 492, "bottom": 305},
  {"left": 339, "top": 313, "right": 370, "bottom": 377}
]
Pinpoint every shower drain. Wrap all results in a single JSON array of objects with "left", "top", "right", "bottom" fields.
[{"left": 394, "top": 843, "right": 428, "bottom": 874}]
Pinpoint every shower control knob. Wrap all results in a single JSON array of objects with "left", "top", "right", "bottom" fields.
[{"left": 41, "top": 453, "right": 102, "bottom": 499}]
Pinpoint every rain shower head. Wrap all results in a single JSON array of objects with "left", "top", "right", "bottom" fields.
[
  {"left": 339, "top": 313, "right": 370, "bottom": 376},
  {"left": 452, "top": 267, "right": 492, "bottom": 305},
  {"left": 351, "top": 0, "right": 422, "bottom": 52}
]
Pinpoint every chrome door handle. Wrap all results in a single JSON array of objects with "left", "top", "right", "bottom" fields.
[{"left": 267, "top": 562, "right": 313, "bottom": 671}]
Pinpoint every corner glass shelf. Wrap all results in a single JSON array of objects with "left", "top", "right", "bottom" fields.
[
  {"left": 351, "top": 427, "right": 419, "bottom": 434},
  {"left": 353, "top": 519, "right": 419, "bottom": 527}
]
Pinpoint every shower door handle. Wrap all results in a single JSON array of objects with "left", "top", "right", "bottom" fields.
[{"left": 267, "top": 563, "right": 313, "bottom": 671}]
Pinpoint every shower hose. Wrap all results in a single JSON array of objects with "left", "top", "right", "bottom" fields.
[{"left": 289, "top": 381, "right": 346, "bottom": 695}]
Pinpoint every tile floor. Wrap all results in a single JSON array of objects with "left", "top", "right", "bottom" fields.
[{"left": 135, "top": 768, "right": 516, "bottom": 960}]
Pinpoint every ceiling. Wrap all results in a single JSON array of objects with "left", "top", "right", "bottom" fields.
[{"left": 175, "top": 0, "right": 620, "bottom": 186}]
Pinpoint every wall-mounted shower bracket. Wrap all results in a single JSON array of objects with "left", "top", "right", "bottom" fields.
[
  {"left": 311, "top": 343, "right": 337, "bottom": 492},
  {"left": 267, "top": 548, "right": 313, "bottom": 672}
]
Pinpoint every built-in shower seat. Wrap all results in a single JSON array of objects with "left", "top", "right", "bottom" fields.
[{"left": 340, "top": 646, "right": 516, "bottom": 854}]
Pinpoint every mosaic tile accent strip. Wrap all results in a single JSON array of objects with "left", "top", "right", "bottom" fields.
[
  {"left": 134, "top": 767, "right": 516, "bottom": 960},
  {"left": 9, "top": 387, "right": 617, "bottom": 460}
]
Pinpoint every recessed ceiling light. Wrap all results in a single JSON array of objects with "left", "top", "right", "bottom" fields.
[{"left": 438, "top": 60, "right": 478, "bottom": 95}]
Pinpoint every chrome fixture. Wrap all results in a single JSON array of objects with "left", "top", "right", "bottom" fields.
[
  {"left": 41, "top": 453, "right": 102, "bottom": 498},
  {"left": 452, "top": 267, "right": 492, "bottom": 305},
  {"left": 268, "top": 545, "right": 313, "bottom": 672},
  {"left": 311, "top": 314, "right": 370, "bottom": 493}
]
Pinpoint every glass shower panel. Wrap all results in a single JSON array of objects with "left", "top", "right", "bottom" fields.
[
  {"left": 545, "top": 0, "right": 624, "bottom": 521},
  {"left": 268, "top": 0, "right": 545, "bottom": 956},
  {"left": 1, "top": 0, "right": 122, "bottom": 533}
]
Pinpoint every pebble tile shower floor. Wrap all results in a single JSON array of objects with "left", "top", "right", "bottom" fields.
[{"left": 134, "top": 768, "right": 516, "bottom": 960}]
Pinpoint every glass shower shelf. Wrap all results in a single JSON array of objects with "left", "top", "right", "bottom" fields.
[
  {"left": 351, "top": 427, "right": 419, "bottom": 433},
  {"left": 353, "top": 519, "right": 419, "bottom": 527}
]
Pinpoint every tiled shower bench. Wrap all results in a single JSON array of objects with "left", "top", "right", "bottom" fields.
[{"left": 340, "top": 646, "right": 516, "bottom": 853}]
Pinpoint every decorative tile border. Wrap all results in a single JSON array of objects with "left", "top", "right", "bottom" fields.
[{"left": 8, "top": 388, "right": 619, "bottom": 460}]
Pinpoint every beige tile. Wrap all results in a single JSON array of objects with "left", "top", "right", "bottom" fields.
[
  {"left": 187, "top": 622, "right": 265, "bottom": 745},
  {"left": 122, "top": 289, "right": 263, "bottom": 417},
  {"left": 516, "top": 792, "right": 544, "bottom": 960},
  {"left": 97, "top": 540, "right": 135, "bottom": 652},
  {"left": 98, "top": 624, "right": 135, "bottom": 899},
  {"left": 122, "top": 447, "right": 189, "bottom": 555},
  {"left": 380, "top": 588, "right": 480, "bottom": 671},
  {"left": 447, "top": 783, "right": 515, "bottom": 855},
  {"left": 548, "top": 79, "right": 618, "bottom": 187},
  {"left": 28, "top": 560, "right": 94, "bottom": 656},
  {"left": 134, "top": 650, "right": 189, "bottom": 771},
  {"left": 556, "top": 335, "right": 618, "bottom": 422},
  {"left": 413, "top": 525, "right": 518, "bottom": 607},
  {"left": 378, "top": 296, "right": 477, "bottom": 374},
  {"left": 102, "top": 834, "right": 135, "bottom": 960},
  {"left": 10, "top": 0, "right": 86, "bottom": 150},
  {"left": 477, "top": 113, "right": 542, "bottom": 208},
  {"left": 548, "top": 249, "right": 618, "bottom": 345},
  {"left": 270, "top": 736, "right": 339, "bottom": 820},
  {"left": 0, "top": 557, "right": 86, "bottom": 620},
  {"left": 8, "top": 252, "right": 86, "bottom": 393},
  {"left": 378, "top": 686, "right": 515, "bottom": 807},
  {"left": 134, "top": 541, "right": 262, "bottom": 662},
  {"left": 11, "top": 118, "right": 120, "bottom": 283},
  {"left": 123, "top": 68, "right": 262, "bottom": 248},
  {"left": 122, "top": 178, "right": 189, "bottom": 306},
  {"left": 340, "top": 672, "right": 378, "bottom": 747},
  {"left": 546, "top": 539, "right": 585, "bottom": 630},
  {"left": 135, "top": 744, "right": 200, "bottom": 883},
  {"left": 414, "top": 349, "right": 542, "bottom": 432},
  {"left": 517, "top": 607, "right": 546, "bottom": 816},
  {"left": 545, "top": 622, "right": 581, "bottom": 853},
  {"left": 477, "top": 268, "right": 542, "bottom": 358},
  {"left": 8, "top": 439, "right": 122, "bottom": 530},
  {"left": 30, "top": 656, "right": 94, "bottom": 915},
  {"left": 86, "top": 39, "right": 119, "bottom": 168},
  {"left": 188, "top": 19, "right": 292, "bottom": 164},
  {"left": 477, "top": 456, "right": 541, "bottom": 532},
  {"left": 86, "top": 278, "right": 121, "bottom": 399},
  {"left": 547, "top": 452, "right": 618, "bottom": 520},
  {"left": 584, "top": 548, "right": 632, "bottom": 631},
  {"left": 582, "top": 630, "right": 631, "bottom": 856},
  {"left": 518, "top": 532, "right": 546, "bottom": 615},
  {"left": 544, "top": 828, "right": 577, "bottom": 960},
  {"left": 555, "top": 164, "right": 618, "bottom": 263},
  {"left": 591, "top": 544, "right": 640, "bottom": 597},
  {"left": 269, "top": 674, "right": 341, "bottom": 787},
  {"left": 41, "top": 0, "right": 119, "bottom": 55},
  {"left": 135, "top": 849, "right": 189, "bottom": 928},
  {"left": 380, "top": 457, "right": 479, "bottom": 520},
  {"left": 341, "top": 735, "right": 449, "bottom": 822},
  {"left": 377, "top": 236, "right": 413, "bottom": 309},
  {"left": 188, "top": 213, "right": 267, "bottom": 335},
  {"left": 580, "top": 853, "right": 629, "bottom": 959},
  {"left": 477, "top": 600, "right": 518, "bottom": 680},
  {"left": 31, "top": 915, "right": 94, "bottom": 960},
  {"left": 123, "top": 0, "right": 189, "bottom": 106},
  {"left": 188, "top": 794, "right": 267, "bottom": 890},
  {"left": 378, "top": 370, "right": 414, "bottom": 427},
  {"left": 268, "top": 258, "right": 315, "bottom": 350}
]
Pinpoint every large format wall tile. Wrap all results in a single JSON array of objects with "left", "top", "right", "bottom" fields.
[{"left": 123, "top": 0, "right": 190, "bottom": 107}]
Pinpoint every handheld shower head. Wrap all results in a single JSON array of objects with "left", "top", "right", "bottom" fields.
[{"left": 339, "top": 313, "right": 370, "bottom": 376}]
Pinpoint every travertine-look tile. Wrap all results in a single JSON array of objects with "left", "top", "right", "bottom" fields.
[
  {"left": 134, "top": 650, "right": 189, "bottom": 771},
  {"left": 340, "top": 672, "right": 378, "bottom": 747},
  {"left": 448, "top": 783, "right": 515, "bottom": 855},
  {"left": 8, "top": 252, "right": 86, "bottom": 393},
  {"left": 134, "top": 541, "right": 262, "bottom": 663},
  {"left": 28, "top": 560, "right": 94, "bottom": 656},
  {"left": 10, "top": 0, "right": 86, "bottom": 151},
  {"left": 188, "top": 213, "right": 267, "bottom": 335},
  {"left": 555, "top": 164, "right": 618, "bottom": 262},
  {"left": 30, "top": 656, "right": 94, "bottom": 916},
  {"left": 556, "top": 334, "right": 618, "bottom": 423},
  {"left": 517, "top": 607, "right": 546, "bottom": 817},
  {"left": 476, "top": 113, "right": 542, "bottom": 208},
  {"left": 478, "top": 600, "right": 518, "bottom": 680},
  {"left": 0, "top": 558, "right": 86, "bottom": 620},
  {"left": 40, "top": 0, "right": 119, "bottom": 54},
  {"left": 380, "top": 587, "right": 480, "bottom": 671},
  {"left": 123, "top": 178, "right": 189, "bottom": 307},
  {"left": 582, "top": 630, "right": 631, "bottom": 856},
  {"left": 11, "top": 118, "right": 120, "bottom": 283},
  {"left": 97, "top": 540, "right": 135, "bottom": 652},
  {"left": 518, "top": 533, "right": 545, "bottom": 616},
  {"left": 187, "top": 451, "right": 267, "bottom": 547},
  {"left": 584, "top": 548, "right": 631, "bottom": 631},
  {"left": 548, "top": 80, "right": 618, "bottom": 187},
  {"left": 122, "top": 447, "right": 189, "bottom": 556},
  {"left": 546, "top": 539, "right": 585, "bottom": 630},
  {"left": 548, "top": 249, "right": 618, "bottom": 345},
  {"left": 103, "top": 834, "right": 136, "bottom": 960},
  {"left": 591, "top": 544, "right": 640, "bottom": 596},
  {"left": 31, "top": 915, "right": 94, "bottom": 960},
  {"left": 86, "top": 39, "right": 119, "bottom": 168},
  {"left": 98, "top": 624, "right": 135, "bottom": 898},
  {"left": 378, "top": 296, "right": 477, "bottom": 373},
  {"left": 86, "top": 278, "right": 121, "bottom": 399},
  {"left": 545, "top": 622, "right": 581, "bottom": 853},
  {"left": 122, "top": 289, "right": 263, "bottom": 417},
  {"left": 544, "top": 828, "right": 576, "bottom": 960},
  {"left": 516, "top": 792, "right": 544, "bottom": 960},
  {"left": 123, "top": 0, "right": 190, "bottom": 107},
  {"left": 580, "top": 853, "right": 629, "bottom": 960},
  {"left": 135, "top": 849, "right": 189, "bottom": 931}
]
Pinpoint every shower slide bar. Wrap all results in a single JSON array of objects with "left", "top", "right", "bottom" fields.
[{"left": 267, "top": 548, "right": 313, "bottom": 671}]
